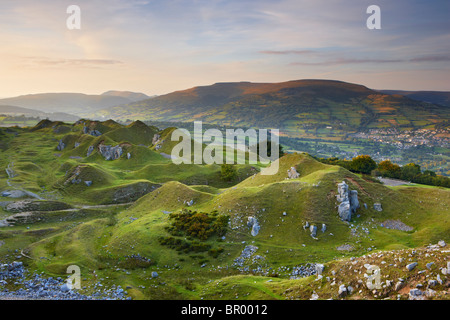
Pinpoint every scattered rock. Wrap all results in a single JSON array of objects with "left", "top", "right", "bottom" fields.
[
  {"left": 0, "top": 261, "right": 128, "bottom": 300},
  {"left": 1, "top": 190, "right": 27, "bottom": 198},
  {"left": 336, "top": 244, "right": 354, "bottom": 251},
  {"left": 438, "top": 240, "right": 446, "bottom": 248},
  {"left": 338, "top": 285, "right": 347, "bottom": 298},
  {"left": 86, "top": 145, "right": 94, "bottom": 157},
  {"left": 373, "top": 203, "right": 383, "bottom": 212},
  {"left": 56, "top": 139, "right": 65, "bottom": 151},
  {"left": 310, "top": 225, "right": 317, "bottom": 238},
  {"left": 247, "top": 216, "right": 260, "bottom": 236},
  {"left": 408, "top": 289, "right": 423, "bottom": 300},
  {"left": 315, "top": 263, "right": 325, "bottom": 275},
  {"left": 380, "top": 220, "right": 413, "bottom": 232},
  {"left": 60, "top": 283, "right": 71, "bottom": 292},
  {"left": 290, "top": 263, "right": 317, "bottom": 279},
  {"left": 152, "top": 134, "right": 161, "bottom": 145},
  {"left": 406, "top": 262, "right": 418, "bottom": 271},
  {"left": 287, "top": 167, "right": 300, "bottom": 179},
  {"left": 5, "top": 200, "right": 72, "bottom": 213},
  {"left": 83, "top": 126, "right": 101, "bottom": 136},
  {"left": 428, "top": 280, "right": 438, "bottom": 288},
  {"left": 233, "top": 245, "right": 259, "bottom": 268},
  {"left": 7, "top": 261, "right": 23, "bottom": 271},
  {"left": 394, "top": 281, "right": 405, "bottom": 291},
  {"left": 90, "top": 130, "right": 102, "bottom": 137},
  {"left": 310, "top": 292, "right": 319, "bottom": 300}
]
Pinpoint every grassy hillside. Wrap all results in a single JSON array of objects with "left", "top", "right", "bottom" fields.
[
  {"left": 0, "top": 119, "right": 257, "bottom": 204},
  {"left": 0, "top": 120, "right": 448, "bottom": 300}
]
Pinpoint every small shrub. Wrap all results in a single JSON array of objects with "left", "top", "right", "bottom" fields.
[
  {"left": 208, "top": 247, "right": 224, "bottom": 258},
  {"left": 220, "top": 164, "right": 237, "bottom": 181},
  {"left": 168, "top": 209, "right": 229, "bottom": 241},
  {"left": 106, "top": 215, "right": 118, "bottom": 226}
]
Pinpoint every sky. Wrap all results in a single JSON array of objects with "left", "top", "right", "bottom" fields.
[{"left": 0, "top": 0, "right": 449, "bottom": 97}]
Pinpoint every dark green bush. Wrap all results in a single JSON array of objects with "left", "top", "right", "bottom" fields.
[{"left": 167, "top": 209, "right": 229, "bottom": 241}]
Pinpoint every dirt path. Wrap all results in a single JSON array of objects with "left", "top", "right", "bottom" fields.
[{"left": 346, "top": 177, "right": 370, "bottom": 196}]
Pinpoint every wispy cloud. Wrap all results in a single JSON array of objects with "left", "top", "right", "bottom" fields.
[
  {"left": 1, "top": 0, "right": 450, "bottom": 95},
  {"left": 288, "top": 54, "right": 450, "bottom": 66},
  {"left": 409, "top": 55, "right": 450, "bottom": 62},
  {"left": 259, "top": 50, "right": 315, "bottom": 55},
  {"left": 22, "top": 56, "right": 124, "bottom": 68},
  {"left": 289, "top": 58, "right": 403, "bottom": 66}
]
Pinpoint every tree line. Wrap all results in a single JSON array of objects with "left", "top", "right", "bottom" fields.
[{"left": 317, "top": 155, "right": 450, "bottom": 188}]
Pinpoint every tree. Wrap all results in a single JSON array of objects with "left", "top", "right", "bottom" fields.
[
  {"left": 401, "top": 163, "right": 421, "bottom": 181},
  {"left": 378, "top": 160, "right": 401, "bottom": 178},
  {"left": 422, "top": 170, "right": 436, "bottom": 177},
  {"left": 350, "top": 155, "right": 377, "bottom": 174},
  {"left": 220, "top": 164, "right": 237, "bottom": 182},
  {"left": 256, "top": 140, "right": 284, "bottom": 159}
]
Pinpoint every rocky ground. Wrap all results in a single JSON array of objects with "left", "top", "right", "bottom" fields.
[
  {"left": 283, "top": 240, "right": 450, "bottom": 300},
  {"left": 0, "top": 261, "right": 130, "bottom": 300}
]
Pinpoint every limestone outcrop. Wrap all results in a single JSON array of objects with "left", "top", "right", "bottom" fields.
[
  {"left": 374, "top": 203, "right": 383, "bottom": 211},
  {"left": 98, "top": 144, "right": 123, "bottom": 160},
  {"left": 56, "top": 139, "right": 65, "bottom": 151},
  {"left": 86, "top": 145, "right": 94, "bottom": 157},
  {"left": 336, "top": 181, "right": 360, "bottom": 221},
  {"left": 287, "top": 167, "right": 300, "bottom": 179},
  {"left": 152, "top": 134, "right": 161, "bottom": 145},
  {"left": 83, "top": 126, "right": 102, "bottom": 137},
  {"left": 247, "top": 216, "right": 260, "bottom": 236},
  {"left": 310, "top": 225, "right": 317, "bottom": 238}
]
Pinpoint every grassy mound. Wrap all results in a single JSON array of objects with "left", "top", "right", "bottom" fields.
[{"left": 103, "top": 121, "right": 159, "bottom": 146}]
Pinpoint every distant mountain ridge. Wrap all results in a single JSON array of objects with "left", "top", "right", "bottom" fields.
[
  {"left": 0, "top": 91, "right": 150, "bottom": 116},
  {"left": 1, "top": 81, "right": 448, "bottom": 132},
  {"left": 94, "top": 79, "right": 449, "bottom": 132},
  {"left": 101, "top": 90, "right": 153, "bottom": 102},
  {"left": 379, "top": 90, "right": 450, "bottom": 107},
  {"left": 0, "top": 105, "right": 79, "bottom": 122}
]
